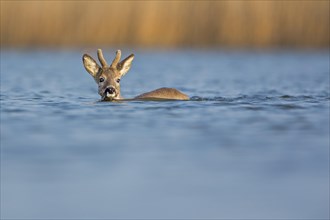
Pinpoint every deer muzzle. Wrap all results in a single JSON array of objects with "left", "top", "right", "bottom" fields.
[{"left": 102, "top": 87, "right": 117, "bottom": 100}]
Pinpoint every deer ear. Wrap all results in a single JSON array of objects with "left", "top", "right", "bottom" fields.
[
  {"left": 117, "top": 54, "right": 134, "bottom": 77},
  {"left": 83, "top": 54, "right": 100, "bottom": 78}
]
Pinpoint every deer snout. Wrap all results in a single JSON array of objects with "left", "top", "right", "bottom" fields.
[
  {"left": 102, "top": 86, "right": 120, "bottom": 101},
  {"left": 105, "top": 87, "right": 115, "bottom": 95}
]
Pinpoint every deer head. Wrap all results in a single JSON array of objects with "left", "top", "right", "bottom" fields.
[{"left": 82, "top": 49, "right": 134, "bottom": 101}]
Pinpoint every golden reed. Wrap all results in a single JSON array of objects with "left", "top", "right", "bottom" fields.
[{"left": 1, "top": 1, "right": 329, "bottom": 48}]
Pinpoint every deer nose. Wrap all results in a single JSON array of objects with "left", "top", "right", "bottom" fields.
[{"left": 105, "top": 87, "right": 115, "bottom": 95}]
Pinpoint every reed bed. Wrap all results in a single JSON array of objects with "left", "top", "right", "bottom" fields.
[{"left": 1, "top": 1, "right": 329, "bottom": 48}]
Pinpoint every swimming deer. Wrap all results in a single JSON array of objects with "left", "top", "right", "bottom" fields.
[{"left": 82, "top": 49, "right": 189, "bottom": 101}]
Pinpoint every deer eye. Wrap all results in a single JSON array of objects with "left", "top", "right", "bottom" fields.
[
  {"left": 116, "top": 79, "right": 120, "bottom": 83},
  {"left": 99, "top": 77, "right": 104, "bottom": 83}
]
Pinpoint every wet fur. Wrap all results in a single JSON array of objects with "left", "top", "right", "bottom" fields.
[{"left": 135, "top": 87, "right": 189, "bottom": 100}]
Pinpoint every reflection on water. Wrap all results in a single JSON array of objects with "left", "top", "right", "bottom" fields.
[{"left": 1, "top": 49, "right": 329, "bottom": 219}]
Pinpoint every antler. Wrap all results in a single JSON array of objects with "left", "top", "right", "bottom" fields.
[
  {"left": 97, "top": 49, "right": 108, "bottom": 67},
  {"left": 111, "top": 50, "right": 122, "bottom": 68}
]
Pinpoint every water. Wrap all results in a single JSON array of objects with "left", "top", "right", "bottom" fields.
[{"left": 1, "top": 49, "right": 329, "bottom": 219}]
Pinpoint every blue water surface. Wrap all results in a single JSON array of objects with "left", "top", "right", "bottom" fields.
[{"left": 1, "top": 49, "right": 329, "bottom": 219}]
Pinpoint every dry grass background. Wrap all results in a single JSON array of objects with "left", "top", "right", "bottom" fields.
[{"left": 1, "top": 1, "right": 329, "bottom": 48}]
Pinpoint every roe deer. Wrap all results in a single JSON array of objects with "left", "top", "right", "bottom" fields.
[{"left": 82, "top": 49, "right": 189, "bottom": 101}]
